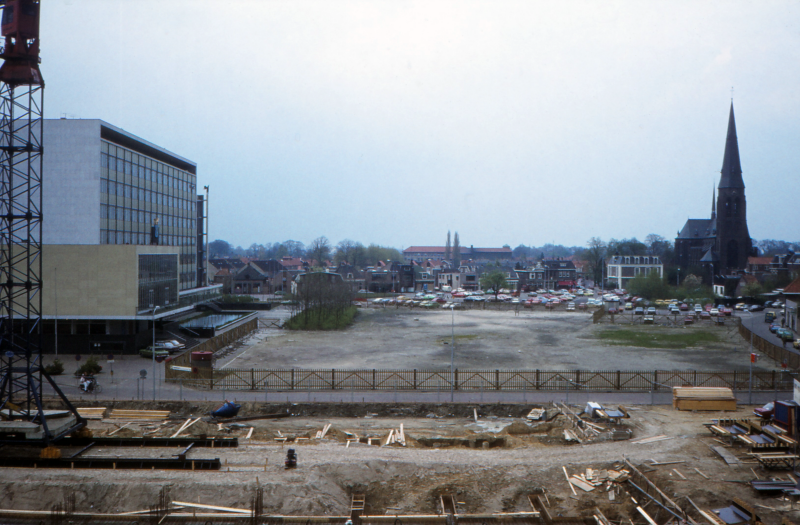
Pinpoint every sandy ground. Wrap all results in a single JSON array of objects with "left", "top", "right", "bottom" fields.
[
  {"left": 1, "top": 402, "right": 796, "bottom": 524},
  {"left": 216, "top": 307, "right": 774, "bottom": 371}
]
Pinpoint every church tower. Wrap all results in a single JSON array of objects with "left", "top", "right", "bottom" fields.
[{"left": 715, "top": 103, "right": 752, "bottom": 273}]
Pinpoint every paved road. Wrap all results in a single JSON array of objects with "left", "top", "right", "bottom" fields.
[{"left": 738, "top": 309, "right": 800, "bottom": 362}]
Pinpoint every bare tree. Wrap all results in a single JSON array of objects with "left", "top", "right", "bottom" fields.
[
  {"left": 445, "top": 231, "right": 451, "bottom": 260},
  {"left": 308, "top": 236, "right": 331, "bottom": 268}
]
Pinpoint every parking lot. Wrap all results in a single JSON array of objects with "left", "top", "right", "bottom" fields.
[{"left": 215, "top": 306, "right": 776, "bottom": 372}]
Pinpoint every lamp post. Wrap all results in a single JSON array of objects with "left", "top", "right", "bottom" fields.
[
  {"left": 54, "top": 267, "right": 58, "bottom": 357},
  {"left": 450, "top": 303, "right": 455, "bottom": 402},
  {"left": 152, "top": 306, "right": 159, "bottom": 401}
]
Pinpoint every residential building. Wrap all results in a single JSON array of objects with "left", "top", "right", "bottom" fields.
[
  {"left": 514, "top": 260, "right": 577, "bottom": 290},
  {"left": 782, "top": 277, "right": 800, "bottom": 333},
  {"left": 41, "top": 119, "right": 220, "bottom": 354},
  {"left": 605, "top": 255, "right": 663, "bottom": 290}
]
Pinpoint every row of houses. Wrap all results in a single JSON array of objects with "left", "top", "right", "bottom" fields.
[{"left": 210, "top": 255, "right": 583, "bottom": 295}]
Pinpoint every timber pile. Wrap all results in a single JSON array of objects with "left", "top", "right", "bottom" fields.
[
  {"left": 563, "top": 465, "right": 630, "bottom": 497},
  {"left": 672, "top": 387, "right": 736, "bottom": 411},
  {"left": 314, "top": 424, "right": 331, "bottom": 439},
  {"left": 108, "top": 409, "right": 171, "bottom": 421},
  {"left": 557, "top": 402, "right": 631, "bottom": 443},
  {"left": 76, "top": 407, "right": 106, "bottom": 420}
]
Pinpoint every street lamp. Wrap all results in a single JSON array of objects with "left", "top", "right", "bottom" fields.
[
  {"left": 450, "top": 304, "right": 455, "bottom": 402},
  {"left": 152, "top": 306, "right": 159, "bottom": 401}
]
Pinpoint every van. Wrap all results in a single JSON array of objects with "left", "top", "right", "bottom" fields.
[
  {"left": 441, "top": 286, "right": 452, "bottom": 292},
  {"left": 764, "top": 311, "right": 775, "bottom": 323}
]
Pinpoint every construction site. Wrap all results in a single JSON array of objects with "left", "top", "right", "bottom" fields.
[{"left": 0, "top": 2, "right": 799, "bottom": 525}]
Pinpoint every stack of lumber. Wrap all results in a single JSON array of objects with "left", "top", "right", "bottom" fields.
[
  {"left": 672, "top": 387, "right": 736, "bottom": 411},
  {"left": 76, "top": 407, "right": 106, "bottom": 420},
  {"left": 108, "top": 409, "right": 171, "bottom": 421}
]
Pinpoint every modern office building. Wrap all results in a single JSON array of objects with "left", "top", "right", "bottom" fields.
[{"left": 41, "top": 119, "right": 220, "bottom": 355}]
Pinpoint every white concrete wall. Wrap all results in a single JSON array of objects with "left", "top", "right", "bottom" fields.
[{"left": 43, "top": 119, "right": 102, "bottom": 244}]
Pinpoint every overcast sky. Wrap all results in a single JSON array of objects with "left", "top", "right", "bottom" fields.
[{"left": 42, "top": 1, "right": 800, "bottom": 250}]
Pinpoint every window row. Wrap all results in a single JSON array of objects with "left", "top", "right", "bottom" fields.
[
  {"left": 100, "top": 229, "right": 196, "bottom": 247},
  {"left": 101, "top": 179, "right": 195, "bottom": 213},
  {"left": 100, "top": 204, "right": 196, "bottom": 230}
]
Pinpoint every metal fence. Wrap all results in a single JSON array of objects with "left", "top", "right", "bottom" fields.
[
  {"left": 166, "top": 367, "right": 795, "bottom": 392},
  {"left": 739, "top": 322, "right": 800, "bottom": 369}
]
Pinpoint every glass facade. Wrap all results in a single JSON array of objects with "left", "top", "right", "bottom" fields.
[
  {"left": 138, "top": 254, "right": 179, "bottom": 309},
  {"left": 99, "top": 140, "right": 198, "bottom": 290}
]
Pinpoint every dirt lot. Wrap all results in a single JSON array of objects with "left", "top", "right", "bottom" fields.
[
  {"left": 1, "top": 401, "right": 796, "bottom": 524},
  {"left": 218, "top": 308, "right": 773, "bottom": 371}
]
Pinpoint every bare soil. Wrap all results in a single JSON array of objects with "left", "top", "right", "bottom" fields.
[
  {"left": 218, "top": 308, "right": 773, "bottom": 371},
  {"left": 1, "top": 401, "right": 796, "bottom": 524}
]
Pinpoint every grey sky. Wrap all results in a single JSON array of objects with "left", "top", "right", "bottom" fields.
[{"left": 42, "top": 1, "right": 800, "bottom": 250}]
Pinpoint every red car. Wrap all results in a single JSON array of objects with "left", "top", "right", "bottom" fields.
[
  {"left": 721, "top": 308, "right": 732, "bottom": 316},
  {"left": 452, "top": 292, "right": 466, "bottom": 298}
]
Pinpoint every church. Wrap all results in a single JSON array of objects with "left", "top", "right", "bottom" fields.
[{"left": 675, "top": 103, "right": 754, "bottom": 277}]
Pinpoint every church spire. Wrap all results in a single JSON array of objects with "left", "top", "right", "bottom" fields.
[
  {"left": 711, "top": 185, "right": 716, "bottom": 220},
  {"left": 719, "top": 102, "right": 744, "bottom": 189}
]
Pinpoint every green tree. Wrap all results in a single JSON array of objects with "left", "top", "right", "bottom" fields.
[
  {"left": 480, "top": 270, "right": 508, "bottom": 301},
  {"left": 627, "top": 271, "right": 670, "bottom": 300},
  {"left": 742, "top": 281, "right": 764, "bottom": 298}
]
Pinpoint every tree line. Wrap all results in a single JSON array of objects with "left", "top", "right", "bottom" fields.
[{"left": 209, "top": 237, "right": 402, "bottom": 269}]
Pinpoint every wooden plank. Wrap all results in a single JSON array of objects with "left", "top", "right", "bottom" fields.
[
  {"left": 570, "top": 476, "right": 595, "bottom": 492},
  {"left": 320, "top": 423, "right": 331, "bottom": 439},
  {"left": 712, "top": 446, "right": 741, "bottom": 465},
  {"left": 107, "top": 422, "right": 131, "bottom": 437},
  {"left": 385, "top": 429, "right": 394, "bottom": 446},
  {"left": 563, "top": 466, "right": 577, "bottom": 496},
  {"left": 636, "top": 506, "right": 658, "bottom": 525},
  {"left": 672, "top": 469, "right": 686, "bottom": 480},
  {"left": 694, "top": 468, "right": 709, "bottom": 480},
  {"left": 172, "top": 418, "right": 201, "bottom": 438},
  {"left": 245, "top": 427, "right": 254, "bottom": 440},
  {"left": 474, "top": 408, "right": 478, "bottom": 423},
  {"left": 172, "top": 501, "right": 250, "bottom": 515}
]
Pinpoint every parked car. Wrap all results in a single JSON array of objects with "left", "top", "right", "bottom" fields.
[
  {"left": 684, "top": 316, "right": 694, "bottom": 325},
  {"left": 734, "top": 303, "right": 746, "bottom": 310},
  {"left": 634, "top": 307, "right": 644, "bottom": 315},
  {"left": 709, "top": 308, "right": 719, "bottom": 316},
  {"left": 699, "top": 311, "right": 711, "bottom": 319},
  {"left": 764, "top": 301, "right": 773, "bottom": 308},
  {"left": 140, "top": 346, "right": 170, "bottom": 358},
  {"left": 753, "top": 402, "right": 774, "bottom": 418},
  {"left": 773, "top": 301, "right": 784, "bottom": 309},
  {"left": 769, "top": 323, "right": 782, "bottom": 333},
  {"left": 749, "top": 304, "right": 764, "bottom": 312},
  {"left": 794, "top": 339, "right": 800, "bottom": 349},
  {"left": 679, "top": 303, "right": 689, "bottom": 311},
  {"left": 721, "top": 308, "right": 732, "bottom": 316},
  {"left": 777, "top": 329, "right": 794, "bottom": 342},
  {"left": 625, "top": 302, "right": 633, "bottom": 310},
  {"left": 646, "top": 307, "right": 656, "bottom": 315}
]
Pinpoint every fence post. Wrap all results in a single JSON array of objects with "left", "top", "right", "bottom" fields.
[
  {"left": 331, "top": 369, "right": 335, "bottom": 390},
  {"left": 616, "top": 370, "right": 621, "bottom": 390},
  {"left": 291, "top": 369, "right": 295, "bottom": 390},
  {"left": 372, "top": 369, "right": 376, "bottom": 390},
  {"left": 495, "top": 369, "right": 500, "bottom": 391},
  {"left": 773, "top": 370, "right": 776, "bottom": 390},
  {"left": 536, "top": 369, "right": 540, "bottom": 390},
  {"left": 250, "top": 369, "right": 255, "bottom": 390},
  {"left": 653, "top": 370, "right": 658, "bottom": 391},
  {"left": 454, "top": 369, "right": 458, "bottom": 391},
  {"left": 413, "top": 369, "right": 417, "bottom": 390}
]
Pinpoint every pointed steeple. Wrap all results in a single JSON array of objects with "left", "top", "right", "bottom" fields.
[
  {"left": 710, "top": 186, "right": 716, "bottom": 219},
  {"left": 719, "top": 102, "right": 744, "bottom": 189}
]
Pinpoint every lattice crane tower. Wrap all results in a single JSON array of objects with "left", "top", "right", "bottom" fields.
[{"left": 0, "top": 0, "right": 84, "bottom": 443}]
